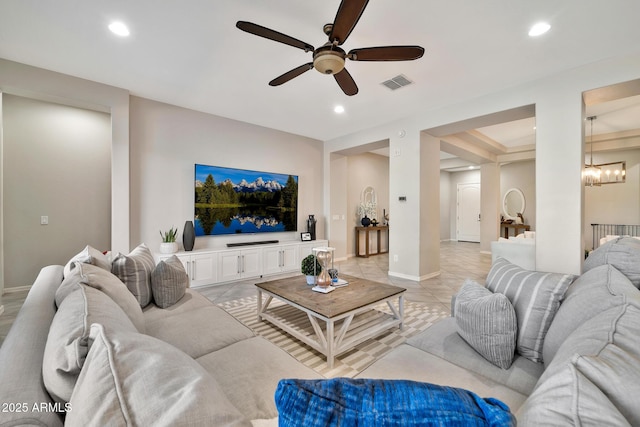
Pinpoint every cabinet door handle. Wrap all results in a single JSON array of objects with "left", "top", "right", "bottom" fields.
[
  {"left": 237, "top": 256, "right": 241, "bottom": 274},
  {"left": 242, "top": 255, "right": 246, "bottom": 273}
]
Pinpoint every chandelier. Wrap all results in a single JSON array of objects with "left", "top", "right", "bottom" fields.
[{"left": 584, "top": 116, "right": 601, "bottom": 187}]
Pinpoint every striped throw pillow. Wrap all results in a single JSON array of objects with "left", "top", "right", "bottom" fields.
[
  {"left": 486, "top": 257, "right": 575, "bottom": 363},
  {"left": 455, "top": 280, "right": 517, "bottom": 369},
  {"left": 111, "top": 243, "right": 155, "bottom": 307},
  {"left": 151, "top": 255, "right": 188, "bottom": 308}
]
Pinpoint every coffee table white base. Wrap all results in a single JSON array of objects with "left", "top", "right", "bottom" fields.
[{"left": 256, "top": 289, "right": 404, "bottom": 369}]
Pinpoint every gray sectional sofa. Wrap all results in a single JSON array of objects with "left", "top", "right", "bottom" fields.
[
  {"left": 359, "top": 237, "right": 640, "bottom": 425},
  {"left": 1, "top": 237, "right": 640, "bottom": 425},
  {"left": 0, "top": 252, "right": 319, "bottom": 426}
]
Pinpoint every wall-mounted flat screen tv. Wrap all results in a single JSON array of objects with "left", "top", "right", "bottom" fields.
[{"left": 194, "top": 164, "right": 298, "bottom": 236}]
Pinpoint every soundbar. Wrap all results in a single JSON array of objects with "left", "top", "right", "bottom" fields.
[{"left": 227, "top": 240, "right": 279, "bottom": 248}]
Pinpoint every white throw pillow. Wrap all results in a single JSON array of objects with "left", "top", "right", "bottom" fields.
[{"left": 63, "top": 245, "right": 110, "bottom": 278}]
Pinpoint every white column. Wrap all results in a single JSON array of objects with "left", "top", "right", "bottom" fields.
[
  {"left": 388, "top": 128, "right": 422, "bottom": 279},
  {"left": 535, "top": 94, "right": 584, "bottom": 275}
]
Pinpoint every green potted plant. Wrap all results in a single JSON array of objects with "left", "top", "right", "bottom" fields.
[
  {"left": 159, "top": 227, "right": 178, "bottom": 254},
  {"left": 301, "top": 254, "right": 322, "bottom": 285}
]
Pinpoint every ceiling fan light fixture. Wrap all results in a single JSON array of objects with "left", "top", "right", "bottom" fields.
[{"left": 313, "top": 50, "right": 345, "bottom": 75}]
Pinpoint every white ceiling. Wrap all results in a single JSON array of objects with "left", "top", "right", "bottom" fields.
[{"left": 2, "top": 1, "right": 640, "bottom": 143}]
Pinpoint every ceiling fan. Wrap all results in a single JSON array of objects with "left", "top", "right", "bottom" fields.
[{"left": 236, "top": 0, "right": 425, "bottom": 96}]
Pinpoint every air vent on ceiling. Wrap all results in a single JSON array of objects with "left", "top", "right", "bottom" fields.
[{"left": 381, "top": 74, "right": 413, "bottom": 90}]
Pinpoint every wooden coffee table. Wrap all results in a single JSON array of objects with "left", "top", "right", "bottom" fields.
[{"left": 255, "top": 275, "right": 406, "bottom": 369}]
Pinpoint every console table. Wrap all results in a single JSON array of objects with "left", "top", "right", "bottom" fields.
[
  {"left": 501, "top": 222, "right": 530, "bottom": 238},
  {"left": 355, "top": 226, "right": 389, "bottom": 258}
]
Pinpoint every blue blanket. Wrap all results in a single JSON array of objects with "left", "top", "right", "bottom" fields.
[{"left": 275, "top": 378, "right": 515, "bottom": 426}]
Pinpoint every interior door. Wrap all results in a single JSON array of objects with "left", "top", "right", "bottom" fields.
[{"left": 457, "top": 183, "right": 481, "bottom": 242}]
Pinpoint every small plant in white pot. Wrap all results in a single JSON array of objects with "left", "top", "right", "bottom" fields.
[
  {"left": 159, "top": 227, "right": 179, "bottom": 254},
  {"left": 301, "top": 254, "right": 322, "bottom": 285}
]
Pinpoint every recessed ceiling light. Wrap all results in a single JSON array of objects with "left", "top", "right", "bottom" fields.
[
  {"left": 468, "top": 166, "right": 475, "bottom": 170},
  {"left": 334, "top": 105, "right": 345, "bottom": 114},
  {"left": 528, "top": 22, "right": 550, "bottom": 37},
  {"left": 108, "top": 21, "right": 130, "bottom": 37}
]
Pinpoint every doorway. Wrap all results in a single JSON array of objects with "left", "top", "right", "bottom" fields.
[{"left": 457, "top": 182, "right": 481, "bottom": 242}]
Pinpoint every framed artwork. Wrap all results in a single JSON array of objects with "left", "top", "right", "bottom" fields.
[{"left": 300, "top": 232, "right": 312, "bottom": 241}]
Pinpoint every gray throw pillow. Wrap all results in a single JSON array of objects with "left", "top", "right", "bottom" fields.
[
  {"left": 486, "top": 257, "right": 574, "bottom": 363},
  {"left": 522, "top": 304, "right": 640, "bottom": 425},
  {"left": 543, "top": 264, "right": 640, "bottom": 365},
  {"left": 65, "top": 324, "right": 250, "bottom": 427},
  {"left": 43, "top": 285, "right": 138, "bottom": 404},
  {"left": 111, "top": 243, "right": 155, "bottom": 307},
  {"left": 151, "top": 255, "right": 188, "bottom": 308},
  {"left": 516, "top": 361, "right": 631, "bottom": 425},
  {"left": 584, "top": 237, "right": 640, "bottom": 288},
  {"left": 454, "top": 279, "right": 517, "bottom": 369}
]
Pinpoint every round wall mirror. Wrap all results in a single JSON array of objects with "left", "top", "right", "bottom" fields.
[{"left": 502, "top": 188, "right": 525, "bottom": 220}]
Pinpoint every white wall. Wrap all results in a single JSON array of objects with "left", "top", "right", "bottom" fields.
[
  {"left": 129, "top": 96, "right": 324, "bottom": 251},
  {"left": 2, "top": 94, "right": 111, "bottom": 288}
]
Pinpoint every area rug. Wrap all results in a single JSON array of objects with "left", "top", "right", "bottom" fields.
[{"left": 217, "top": 296, "right": 448, "bottom": 378}]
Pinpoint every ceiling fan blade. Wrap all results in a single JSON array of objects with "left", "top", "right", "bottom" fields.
[
  {"left": 334, "top": 68, "right": 358, "bottom": 96},
  {"left": 329, "top": 0, "right": 369, "bottom": 45},
  {"left": 348, "top": 46, "right": 425, "bottom": 61},
  {"left": 236, "top": 21, "right": 314, "bottom": 52},
  {"left": 269, "top": 63, "right": 314, "bottom": 86}
]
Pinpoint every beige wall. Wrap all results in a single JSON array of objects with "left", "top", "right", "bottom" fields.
[
  {"left": 0, "top": 59, "right": 130, "bottom": 260},
  {"left": 439, "top": 171, "right": 451, "bottom": 240},
  {"left": 329, "top": 153, "right": 348, "bottom": 259},
  {"left": 584, "top": 148, "right": 640, "bottom": 249},
  {"left": 447, "top": 169, "right": 481, "bottom": 240},
  {"left": 128, "top": 96, "right": 324, "bottom": 250},
  {"left": 346, "top": 153, "right": 389, "bottom": 257},
  {"left": 439, "top": 161, "right": 535, "bottom": 244},
  {"left": 2, "top": 94, "right": 111, "bottom": 288},
  {"left": 500, "top": 160, "right": 536, "bottom": 231}
]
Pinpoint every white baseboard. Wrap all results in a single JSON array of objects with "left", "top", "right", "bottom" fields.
[
  {"left": 388, "top": 270, "right": 441, "bottom": 281},
  {"left": 2, "top": 285, "right": 31, "bottom": 294}
]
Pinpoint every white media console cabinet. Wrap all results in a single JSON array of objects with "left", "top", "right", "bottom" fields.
[{"left": 155, "top": 239, "right": 329, "bottom": 287}]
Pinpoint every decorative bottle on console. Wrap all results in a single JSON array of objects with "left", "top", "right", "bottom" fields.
[
  {"left": 307, "top": 215, "right": 317, "bottom": 240},
  {"left": 183, "top": 220, "right": 195, "bottom": 251}
]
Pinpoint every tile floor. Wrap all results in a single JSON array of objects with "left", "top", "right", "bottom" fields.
[
  {"left": 0, "top": 241, "right": 491, "bottom": 347},
  {"left": 198, "top": 240, "right": 491, "bottom": 313}
]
